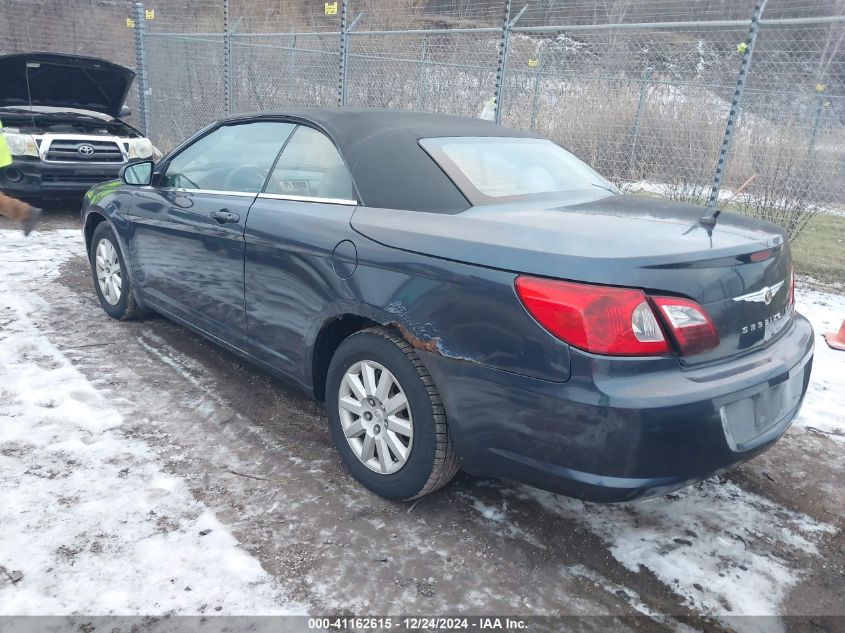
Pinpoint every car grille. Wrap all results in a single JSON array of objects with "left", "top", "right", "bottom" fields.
[
  {"left": 45, "top": 139, "right": 124, "bottom": 163},
  {"left": 42, "top": 171, "right": 118, "bottom": 185}
]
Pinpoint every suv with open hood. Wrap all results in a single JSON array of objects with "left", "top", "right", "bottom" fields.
[{"left": 0, "top": 52, "right": 158, "bottom": 202}]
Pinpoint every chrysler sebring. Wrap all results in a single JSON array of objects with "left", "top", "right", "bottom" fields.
[{"left": 80, "top": 109, "right": 813, "bottom": 502}]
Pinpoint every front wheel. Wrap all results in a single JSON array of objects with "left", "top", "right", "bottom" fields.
[
  {"left": 326, "top": 327, "right": 458, "bottom": 500},
  {"left": 89, "top": 222, "right": 146, "bottom": 320}
]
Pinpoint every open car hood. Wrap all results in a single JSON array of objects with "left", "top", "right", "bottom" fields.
[{"left": 0, "top": 53, "right": 135, "bottom": 118}]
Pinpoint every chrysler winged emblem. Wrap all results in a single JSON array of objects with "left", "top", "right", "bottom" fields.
[{"left": 732, "top": 280, "right": 785, "bottom": 305}]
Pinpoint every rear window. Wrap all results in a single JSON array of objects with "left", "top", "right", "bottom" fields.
[{"left": 419, "top": 136, "right": 616, "bottom": 203}]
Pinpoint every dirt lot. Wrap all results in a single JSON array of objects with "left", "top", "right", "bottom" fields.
[{"left": 0, "top": 208, "right": 843, "bottom": 632}]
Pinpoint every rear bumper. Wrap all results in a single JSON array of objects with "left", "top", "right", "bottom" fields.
[
  {"left": 0, "top": 158, "right": 122, "bottom": 200},
  {"left": 421, "top": 313, "right": 814, "bottom": 502}
]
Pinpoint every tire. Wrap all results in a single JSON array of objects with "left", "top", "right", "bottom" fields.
[
  {"left": 89, "top": 222, "right": 146, "bottom": 321},
  {"left": 326, "top": 327, "right": 459, "bottom": 500}
]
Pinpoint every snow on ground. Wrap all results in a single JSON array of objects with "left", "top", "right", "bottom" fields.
[
  {"left": 465, "top": 476, "right": 837, "bottom": 630},
  {"left": 795, "top": 284, "right": 845, "bottom": 438},
  {"left": 521, "top": 482, "right": 834, "bottom": 617},
  {"left": 0, "top": 230, "right": 301, "bottom": 615}
]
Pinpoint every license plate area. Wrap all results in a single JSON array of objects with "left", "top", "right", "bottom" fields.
[{"left": 719, "top": 368, "right": 805, "bottom": 452}]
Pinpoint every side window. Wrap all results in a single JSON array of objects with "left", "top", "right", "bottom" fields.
[
  {"left": 162, "top": 121, "right": 295, "bottom": 193},
  {"left": 264, "top": 126, "right": 355, "bottom": 201}
]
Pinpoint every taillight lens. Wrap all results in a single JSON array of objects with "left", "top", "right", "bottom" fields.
[
  {"left": 651, "top": 296, "right": 720, "bottom": 356},
  {"left": 515, "top": 276, "right": 720, "bottom": 357},
  {"left": 514, "top": 277, "right": 670, "bottom": 356}
]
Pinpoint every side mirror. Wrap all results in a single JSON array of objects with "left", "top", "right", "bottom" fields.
[
  {"left": 119, "top": 160, "right": 154, "bottom": 186},
  {"left": 119, "top": 105, "right": 132, "bottom": 118}
]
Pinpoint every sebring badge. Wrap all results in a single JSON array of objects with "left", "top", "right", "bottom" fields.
[{"left": 732, "top": 279, "right": 785, "bottom": 306}]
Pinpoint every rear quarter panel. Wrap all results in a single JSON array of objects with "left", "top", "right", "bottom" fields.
[{"left": 329, "top": 231, "right": 573, "bottom": 384}]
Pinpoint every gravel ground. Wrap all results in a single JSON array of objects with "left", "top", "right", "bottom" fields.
[{"left": 0, "top": 208, "right": 843, "bottom": 632}]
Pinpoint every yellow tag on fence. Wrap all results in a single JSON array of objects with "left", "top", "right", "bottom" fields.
[
  {"left": 126, "top": 17, "right": 135, "bottom": 28},
  {"left": 324, "top": 1, "right": 338, "bottom": 15},
  {"left": 528, "top": 58, "right": 539, "bottom": 68},
  {"left": 146, "top": 9, "right": 155, "bottom": 20}
]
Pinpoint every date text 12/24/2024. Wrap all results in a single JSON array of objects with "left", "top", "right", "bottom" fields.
[{"left": 307, "top": 617, "right": 528, "bottom": 630}]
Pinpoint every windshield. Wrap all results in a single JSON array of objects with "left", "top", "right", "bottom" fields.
[{"left": 420, "top": 136, "right": 617, "bottom": 204}]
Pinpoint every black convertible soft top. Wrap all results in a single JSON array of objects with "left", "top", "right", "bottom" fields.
[{"left": 221, "top": 108, "right": 541, "bottom": 213}]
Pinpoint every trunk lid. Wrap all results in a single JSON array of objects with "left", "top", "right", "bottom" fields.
[
  {"left": 0, "top": 53, "right": 135, "bottom": 118},
  {"left": 351, "top": 194, "right": 793, "bottom": 364}
]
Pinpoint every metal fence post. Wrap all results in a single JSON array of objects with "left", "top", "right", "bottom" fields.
[
  {"left": 132, "top": 2, "right": 150, "bottom": 137},
  {"left": 808, "top": 87, "right": 827, "bottom": 157},
  {"left": 338, "top": 3, "right": 363, "bottom": 107},
  {"left": 416, "top": 39, "right": 427, "bottom": 110},
  {"left": 493, "top": 0, "right": 512, "bottom": 123},
  {"left": 494, "top": 2, "right": 527, "bottom": 125},
  {"left": 223, "top": 0, "right": 231, "bottom": 114},
  {"left": 628, "top": 66, "right": 653, "bottom": 177},
  {"left": 288, "top": 29, "right": 298, "bottom": 97},
  {"left": 706, "top": 0, "right": 768, "bottom": 208},
  {"left": 529, "top": 54, "right": 545, "bottom": 130},
  {"left": 337, "top": 0, "right": 347, "bottom": 107}
]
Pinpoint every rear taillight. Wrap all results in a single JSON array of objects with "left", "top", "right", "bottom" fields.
[
  {"left": 514, "top": 277, "right": 670, "bottom": 356},
  {"left": 515, "top": 276, "right": 719, "bottom": 357},
  {"left": 651, "top": 296, "right": 720, "bottom": 356}
]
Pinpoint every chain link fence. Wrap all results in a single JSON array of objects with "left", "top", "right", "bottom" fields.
[
  {"left": 723, "top": 14, "right": 845, "bottom": 235},
  {"left": 1, "top": 0, "right": 843, "bottom": 269}
]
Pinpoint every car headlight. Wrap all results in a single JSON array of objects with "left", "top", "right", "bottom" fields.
[
  {"left": 128, "top": 137, "right": 154, "bottom": 159},
  {"left": 3, "top": 132, "right": 39, "bottom": 157}
]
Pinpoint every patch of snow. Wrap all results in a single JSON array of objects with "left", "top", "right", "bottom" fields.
[
  {"left": 470, "top": 499, "right": 506, "bottom": 523},
  {"left": 0, "top": 229, "right": 302, "bottom": 615},
  {"left": 135, "top": 332, "right": 232, "bottom": 410},
  {"left": 510, "top": 479, "right": 835, "bottom": 624},
  {"left": 794, "top": 286, "right": 845, "bottom": 438},
  {"left": 460, "top": 494, "right": 547, "bottom": 549}
]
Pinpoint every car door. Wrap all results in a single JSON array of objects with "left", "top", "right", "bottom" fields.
[
  {"left": 126, "top": 121, "right": 296, "bottom": 338},
  {"left": 243, "top": 125, "right": 358, "bottom": 380}
]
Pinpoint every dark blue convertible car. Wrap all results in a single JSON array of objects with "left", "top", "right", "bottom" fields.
[{"left": 81, "top": 109, "right": 813, "bottom": 502}]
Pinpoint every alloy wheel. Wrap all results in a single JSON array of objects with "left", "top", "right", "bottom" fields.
[
  {"left": 95, "top": 239, "right": 122, "bottom": 305},
  {"left": 338, "top": 360, "right": 414, "bottom": 474}
]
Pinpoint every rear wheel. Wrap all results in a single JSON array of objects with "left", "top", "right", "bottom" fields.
[
  {"left": 89, "top": 222, "right": 145, "bottom": 320},
  {"left": 326, "top": 327, "right": 458, "bottom": 500}
]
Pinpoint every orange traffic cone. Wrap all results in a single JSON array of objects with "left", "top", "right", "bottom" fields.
[{"left": 823, "top": 320, "right": 845, "bottom": 351}]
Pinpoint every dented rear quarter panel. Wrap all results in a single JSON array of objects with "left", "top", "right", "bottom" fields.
[{"left": 340, "top": 231, "right": 573, "bottom": 383}]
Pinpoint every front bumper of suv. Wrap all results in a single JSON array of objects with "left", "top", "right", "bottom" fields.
[
  {"left": 419, "top": 312, "right": 814, "bottom": 502},
  {"left": 1, "top": 157, "right": 123, "bottom": 201}
]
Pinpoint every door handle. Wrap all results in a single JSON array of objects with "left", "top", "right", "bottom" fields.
[{"left": 210, "top": 209, "right": 240, "bottom": 224}]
